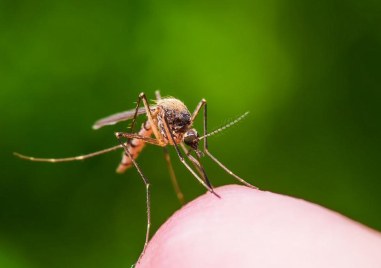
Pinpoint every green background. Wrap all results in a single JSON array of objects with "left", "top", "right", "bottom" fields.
[{"left": 1, "top": 0, "right": 380, "bottom": 267}]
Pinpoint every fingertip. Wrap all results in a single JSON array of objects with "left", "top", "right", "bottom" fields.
[
  {"left": 137, "top": 185, "right": 266, "bottom": 267},
  {"left": 138, "top": 184, "right": 381, "bottom": 268}
]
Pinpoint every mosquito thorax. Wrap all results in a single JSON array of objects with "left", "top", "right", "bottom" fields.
[
  {"left": 156, "top": 98, "right": 192, "bottom": 143},
  {"left": 157, "top": 99, "right": 191, "bottom": 131},
  {"left": 183, "top": 128, "right": 199, "bottom": 149},
  {"left": 164, "top": 110, "right": 191, "bottom": 132}
]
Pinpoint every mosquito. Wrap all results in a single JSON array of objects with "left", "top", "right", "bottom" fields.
[{"left": 14, "top": 90, "right": 257, "bottom": 264}]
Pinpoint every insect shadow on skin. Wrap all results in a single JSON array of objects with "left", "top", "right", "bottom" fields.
[{"left": 14, "top": 90, "right": 257, "bottom": 265}]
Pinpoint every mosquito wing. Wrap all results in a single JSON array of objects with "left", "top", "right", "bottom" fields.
[{"left": 92, "top": 107, "right": 155, "bottom": 130}]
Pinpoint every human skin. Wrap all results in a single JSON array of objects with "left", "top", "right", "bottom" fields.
[{"left": 137, "top": 185, "right": 381, "bottom": 268}]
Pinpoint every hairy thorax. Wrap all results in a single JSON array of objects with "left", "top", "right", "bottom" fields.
[{"left": 155, "top": 98, "right": 192, "bottom": 144}]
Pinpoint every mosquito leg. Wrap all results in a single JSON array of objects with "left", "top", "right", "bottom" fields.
[
  {"left": 162, "top": 116, "right": 220, "bottom": 198},
  {"left": 115, "top": 135, "right": 151, "bottom": 265},
  {"left": 163, "top": 147, "right": 185, "bottom": 205},
  {"left": 129, "top": 94, "right": 144, "bottom": 132},
  {"left": 139, "top": 92, "right": 166, "bottom": 145},
  {"left": 155, "top": 90, "right": 185, "bottom": 205},
  {"left": 188, "top": 154, "right": 213, "bottom": 189},
  {"left": 180, "top": 143, "right": 213, "bottom": 189},
  {"left": 205, "top": 151, "right": 258, "bottom": 189},
  {"left": 13, "top": 145, "right": 123, "bottom": 163},
  {"left": 176, "top": 144, "right": 219, "bottom": 197},
  {"left": 191, "top": 98, "right": 206, "bottom": 124},
  {"left": 116, "top": 94, "right": 167, "bottom": 174},
  {"left": 127, "top": 92, "right": 165, "bottom": 146},
  {"left": 198, "top": 99, "right": 258, "bottom": 189},
  {"left": 115, "top": 132, "right": 163, "bottom": 147},
  {"left": 120, "top": 93, "right": 152, "bottom": 167},
  {"left": 116, "top": 130, "right": 185, "bottom": 205}
]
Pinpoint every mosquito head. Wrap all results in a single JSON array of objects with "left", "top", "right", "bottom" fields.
[{"left": 183, "top": 128, "right": 199, "bottom": 150}]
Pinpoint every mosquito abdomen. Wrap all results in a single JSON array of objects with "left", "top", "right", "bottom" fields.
[{"left": 116, "top": 121, "right": 153, "bottom": 173}]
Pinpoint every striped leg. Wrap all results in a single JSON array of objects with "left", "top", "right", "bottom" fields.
[
  {"left": 13, "top": 145, "right": 123, "bottom": 163},
  {"left": 114, "top": 92, "right": 161, "bottom": 265},
  {"left": 115, "top": 134, "right": 151, "bottom": 266}
]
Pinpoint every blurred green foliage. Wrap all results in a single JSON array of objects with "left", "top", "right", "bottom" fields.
[{"left": 1, "top": 0, "right": 380, "bottom": 267}]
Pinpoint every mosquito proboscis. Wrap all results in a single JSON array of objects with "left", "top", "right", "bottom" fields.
[{"left": 14, "top": 90, "right": 257, "bottom": 265}]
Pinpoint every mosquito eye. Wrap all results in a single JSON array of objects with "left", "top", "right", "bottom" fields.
[
  {"left": 184, "top": 134, "right": 195, "bottom": 145},
  {"left": 184, "top": 129, "right": 199, "bottom": 148}
]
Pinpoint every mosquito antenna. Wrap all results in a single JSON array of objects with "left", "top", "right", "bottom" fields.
[
  {"left": 13, "top": 144, "right": 123, "bottom": 163},
  {"left": 198, "top": 111, "right": 249, "bottom": 141}
]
